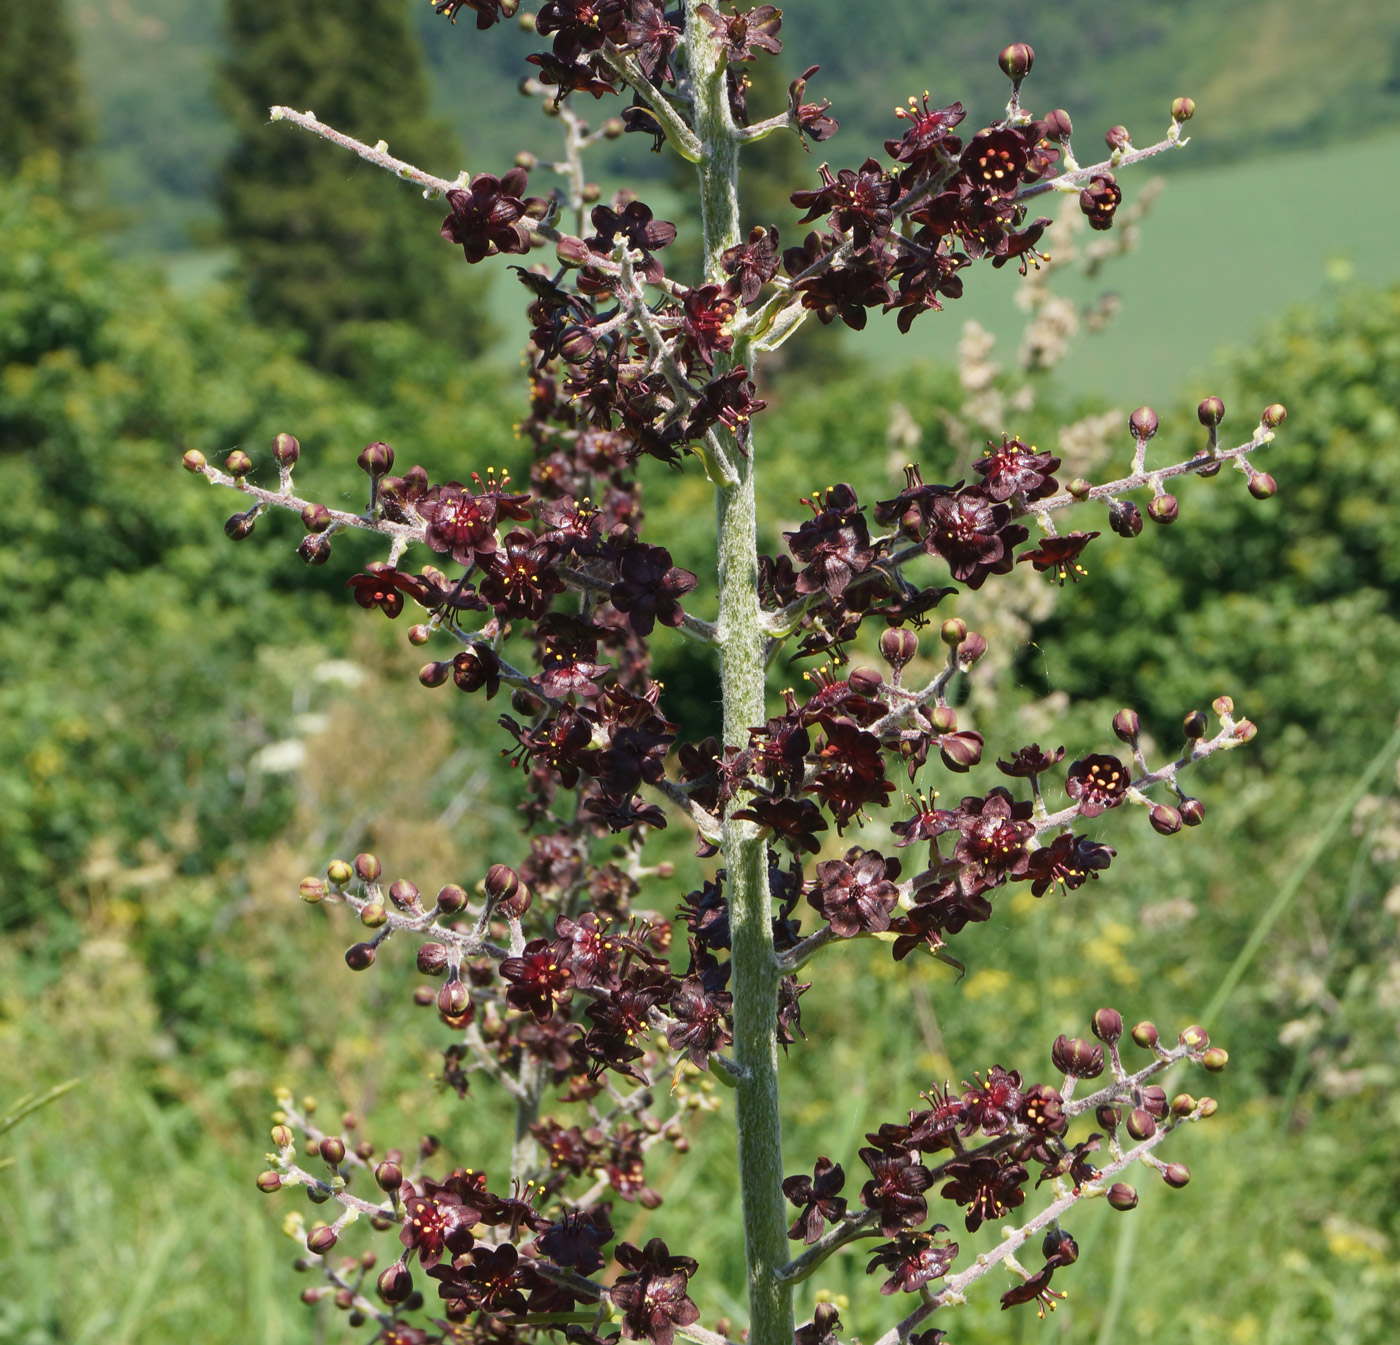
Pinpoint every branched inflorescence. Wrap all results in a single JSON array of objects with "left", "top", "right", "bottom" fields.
[{"left": 189, "top": 7, "right": 1284, "bottom": 1345}]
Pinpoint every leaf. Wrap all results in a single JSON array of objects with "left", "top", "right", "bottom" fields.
[{"left": 0, "top": 1077, "right": 82, "bottom": 1139}]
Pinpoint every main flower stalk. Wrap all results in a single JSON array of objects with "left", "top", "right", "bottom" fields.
[{"left": 684, "top": 7, "right": 792, "bottom": 1345}]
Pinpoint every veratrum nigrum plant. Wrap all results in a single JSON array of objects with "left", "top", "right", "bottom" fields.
[{"left": 187, "top": 5, "right": 1286, "bottom": 1343}]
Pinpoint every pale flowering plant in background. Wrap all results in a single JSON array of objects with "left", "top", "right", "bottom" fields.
[{"left": 185, "top": 5, "right": 1289, "bottom": 1343}]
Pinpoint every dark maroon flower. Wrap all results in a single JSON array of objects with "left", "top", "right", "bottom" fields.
[
  {"left": 614, "top": 1, "right": 680, "bottom": 81},
  {"left": 950, "top": 788, "right": 1034, "bottom": 888},
  {"left": 939, "top": 1154, "right": 1028, "bottom": 1232},
  {"left": 687, "top": 366, "right": 767, "bottom": 438},
  {"left": 501, "top": 707, "right": 594, "bottom": 789},
  {"left": 1065, "top": 754, "right": 1130, "bottom": 817},
  {"left": 428, "top": 1241, "right": 529, "bottom": 1315},
  {"left": 1080, "top": 173, "right": 1122, "bottom": 230},
  {"left": 732, "top": 796, "right": 829, "bottom": 855},
  {"left": 866, "top": 1229, "right": 957, "bottom": 1294},
  {"left": 525, "top": 50, "right": 618, "bottom": 102},
  {"left": 450, "top": 645, "right": 502, "bottom": 699},
  {"left": 440, "top": 170, "right": 532, "bottom": 263},
  {"left": 400, "top": 1178, "right": 479, "bottom": 1269},
  {"left": 695, "top": 4, "right": 782, "bottom": 62},
  {"left": 792, "top": 256, "right": 893, "bottom": 331},
  {"left": 666, "top": 974, "right": 733, "bottom": 1069},
  {"left": 960, "top": 1066, "right": 1023, "bottom": 1136},
  {"left": 791, "top": 159, "right": 899, "bottom": 255},
  {"left": 859, "top": 1146, "right": 932, "bottom": 1236},
  {"left": 960, "top": 129, "right": 1028, "bottom": 196},
  {"left": 536, "top": 1208, "right": 614, "bottom": 1276},
  {"left": 1000, "top": 1266, "right": 1065, "bottom": 1318},
  {"left": 886, "top": 93, "right": 965, "bottom": 175},
  {"left": 1025, "top": 832, "right": 1115, "bottom": 897},
  {"left": 788, "top": 66, "right": 839, "bottom": 144},
  {"left": 433, "top": 1, "right": 517, "bottom": 28},
  {"left": 1035, "top": 1134, "right": 1102, "bottom": 1190},
  {"left": 346, "top": 562, "right": 410, "bottom": 618},
  {"left": 906, "top": 1084, "right": 967, "bottom": 1152},
  {"left": 996, "top": 743, "right": 1065, "bottom": 778},
  {"left": 1017, "top": 531, "right": 1100, "bottom": 585},
  {"left": 810, "top": 848, "right": 901, "bottom": 938},
  {"left": 972, "top": 434, "right": 1060, "bottom": 502},
  {"left": 480, "top": 529, "right": 566, "bottom": 620},
  {"left": 721, "top": 226, "right": 781, "bottom": 305},
  {"left": 610, "top": 1239, "right": 700, "bottom": 1345},
  {"left": 885, "top": 245, "right": 967, "bottom": 332},
  {"left": 588, "top": 199, "right": 676, "bottom": 281},
  {"left": 677, "top": 284, "right": 737, "bottom": 370},
  {"left": 805, "top": 719, "right": 895, "bottom": 829},
  {"left": 609, "top": 544, "right": 698, "bottom": 636},
  {"left": 923, "top": 488, "right": 1028, "bottom": 589},
  {"left": 782, "top": 1157, "right": 847, "bottom": 1244},
  {"left": 784, "top": 484, "right": 877, "bottom": 598},
  {"left": 796, "top": 1303, "right": 843, "bottom": 1345},
  {"left": 500, "top": 938, "right": 573, "bottom": 1021}
]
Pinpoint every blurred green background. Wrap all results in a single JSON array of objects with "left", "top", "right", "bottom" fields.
[{"left": 2, "top": 3, "right": 1398, "bottom": 1342}]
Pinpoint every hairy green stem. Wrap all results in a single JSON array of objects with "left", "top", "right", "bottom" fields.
[{"left": 684, "top": 7, "right": 792, "bottom": 1345}]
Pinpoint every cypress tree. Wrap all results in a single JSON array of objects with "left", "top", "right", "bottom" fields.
[
  {"left": 218, "top": 0, "right": 488, "bottom": 369},
  {"left": 0, "top": 0, "right": 89, "bottom": 182}
]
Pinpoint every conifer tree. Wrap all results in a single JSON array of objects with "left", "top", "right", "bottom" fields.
[
  {"left": 0, "top": 0, "right": 89, "bottom": 182},
  {"left": 217, "top": 0, "right": 488, "bottom": 369}
]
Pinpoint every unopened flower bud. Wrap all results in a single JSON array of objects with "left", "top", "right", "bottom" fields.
[
  {"left": 517, "top": 6, "right": 535, "bottom": 31},
  {"left": 1197, "top": 1096, "right": 1219, "bottom": 1118},
  {"left": 374, "top": 1160, "right": 403, "bottom": 1192},
  {"left": 257, "top": 1171, "right": 283, "bottom": 1192},
  {"left": 1261, "top": 403, "right": 1286, "bottom": 428},
  {"left": 1180, "top": 798, "right": 1206, "bottom": 826},
  {"left": 407, "top": 624, "right": 432, "bottom": 648},
  {"left": 1178, "top": 1023, "right": 1210, "bottom": 1050},
  {"left": 1163, "top": 1163, "right": 1191, "bottom": 1188},
  {"left": 1212, "top": 695, "right": 1234, "bottom": 716},
  {"left": 360, "top": 901, "right": 387, "bottom": 928},
  {"left": 1112, "top": 707, "right": 1140, "bottom": 742},
  {"left": 581, "top": 182, "right": 600, "bottom": 204},
  {"left": 271, "top": 1124, "right": 294, "bottom": 1148},
  {"left": 998, "top": 42, "right": 1034, "bottom": 81},
  {"left": 412, "top": 986, "right": 436, "bottom": 1007},
  {"left": 880, "top": 627, "right": 918, "bottom": 670},
  {"left": 225, "top": 449, "right": 253, "bottom": 477},
  {"left": 930, "top": 705, "right": 958, "bottom": 733},
  {"left": 327, "top": 859, "right": 354, "bottom": 887},
  {"left": 1171, "top": 97, "right": 1195, "bottom": 122},
  {"left": 301, "top": 502, "right": 332, "bottom": 533},
  {"left": 299, "top": 877, "right": 326, "bottom": 903},
  {"left": 1105, "top": 124, "right": 1132, "bottom": 151},
  {"left": 1096, "top": 1104, "right": 1121, "bottom": 1131},
  {"left": 1183, "top": 710, "right": 1207, "bottom": 739},
  {"left": 957, "top": 632, "right": 988, "bottom": 666},
  {"left": 273, "top": 432, "right": 300, "bottom": 466},
  {"left": 602, "top": 117, "right": 624, "bottom": 139},
  {"left": 388, "top": 880, "right": 420, "bottom": 911},
  {"left": 1197, "top": 396, "right": 1225, "bottom": 427},
  {"left": 354, "top": 853, "right": 381, "bottom": 882},
  {"left": 378, "top": 1263, "right": 413, "bottom": 1303},
  {"left": 1051, "top": 1034, "right": 1104, "bottom": 1078},
  {"left": 556, "top": 234, "right": 591, "bottom": 267},
  {"left": 1148, "top": 493, "right": 1179, "bottom": 524},
  {"left": 435, "top": 883, "right": 468, "bottom": 914},
  {"left": 224, "top": 510, "right": 257, "bottom": 541},
  {"left": 358, "top": 441, "right": 394, "bottom": 479},
  {"left": 1150, "top": 804, "right": 1182, "bottom": 835},
  {"left": 1131, "top": 1020, "right": 1160, "bottom": 1049},
  {"left": 306, "top": 1226, "right": 338, "bottom": 1255},
  {"left": 1248, "top": 472, "right": 1277, "bottom": 500},
  {"left": 1044, "top": 109, "right": 1073, "bottom": 141},
  {"left": 485, "top": 864, "right": 520, "bottom": 901},
  {"left": 1129, "top": 406, "right": 1159, "bottom": 440},
  {"left": 419, "top": 661, "right": 451, "bottom": 688},
  {"left": 299, "top": 533, "right": 333, "bottom": 566},
  {"left": 437, "top": 979, "right": 471, "bottom": 1018},
  {"left": 940, "top": 617, "right": 967, "bottom": 647},
  {"left": 510, "top": 687, "right": 543, "bottom": 716},
  {"left": 318, "top": 1136, "right": 345, "bottom": 1166},
  {"left": 1125, "top": 1107, "right": 1157, "bottom": 1140},
  {"left": 1109, "top": 499, "right": 1143, "bottom": 538},
  {"left": 417, "top": 943, "right": 449, "bottom": 976},
  {"left": 355, "top": 1140, "right": 373, "bottom": 1161},
  {"left": 1092, "top": 1007, "right": 1123, "bottom": 1043},
  {"left": 514, "top": 149, "right": 537, "bottom": 170},
  {"left": 1171, "top": 1093, "right": 1197, "bottom": 1117},
  {"left": 1141, "top": 1085, "right": 1169, "bottom": 1117},
  {"left": 1107, "top": 1182, "right": 1138, "bottom": 1211},
  {"left": 182, "top": 449, "right": 207, "bottom": 472},
  {"left": 344, "top": 942, "right": 376, "bottom": 971},
  {"left": 848, "top": 666, "right": 883, "bottom": 697},
  {"left": 1192, "top": 448, "right": 1222, "bottom": 478},
  {"left": 559, "top": 325, "right": 596, "bottom": 363},
  {"left": 1068, "top": 477, "right": 1092, "bottom": 500}
]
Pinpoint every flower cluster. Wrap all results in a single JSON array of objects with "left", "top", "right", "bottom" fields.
[{"left": 189, "top": 13, "right": 1280, "bottom": 1345}]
